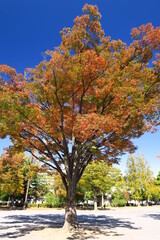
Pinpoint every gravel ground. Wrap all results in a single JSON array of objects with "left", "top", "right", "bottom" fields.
[{"left": 0, "top": 206, "right": 160, "bottom": 239}]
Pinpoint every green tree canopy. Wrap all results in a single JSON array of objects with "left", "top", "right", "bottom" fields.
[
  {"left": 157, "top": 171, "right": 160, "bottom": 185},
  {"left": 125, "top": 154, "right": 154, "bottom": 202},
  {"left": 79, "top": 161, "right": 123, "bottom": 209}
]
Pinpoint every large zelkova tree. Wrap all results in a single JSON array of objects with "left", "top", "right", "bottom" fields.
[{"left": 0, "top": 4, "right": 160, "bottom": 228}]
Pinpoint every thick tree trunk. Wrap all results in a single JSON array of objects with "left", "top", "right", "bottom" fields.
[{"left": 63, "top": 181, "right": 78, "bottom": 230}]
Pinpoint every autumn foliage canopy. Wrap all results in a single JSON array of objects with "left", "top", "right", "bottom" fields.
[{"left": 0, "top": 4, "right": 160, "bottom": 227}]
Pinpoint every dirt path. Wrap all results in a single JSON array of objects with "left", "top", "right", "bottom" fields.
[{"left": 0, "top": 206, "right": 160, "bottom": 239}]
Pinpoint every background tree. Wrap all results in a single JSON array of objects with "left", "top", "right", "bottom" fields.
[
  {"left": 149, "top": 178, "right": 160, "bottom": 203},
  {"left": 22, "top": 157, "right": 37, "bottom": 208},
  {"left": 79, "top": 162, "right": 123, "bottom": 210},
  {"left": 43, "top": 172, "right": 66, "bottom": 208},
  {"left": 0, "top": 152, "right": 38, "bottom": 207},
  {"left": 148, "top": 171, "right": 160, "bottom": 203},
  {"left": 125, "top": 154, "right": 154, "bottom": 203},
  {"left": 52, "top": 172, "right": 84, "bottom": 206},
  {"left": 0, "top": 4, "right": 160, "bottom": 229},
  {"left": 157, "top": 171, "right": 160, "bottom": 185},
  {"left": 28, "top": 172, "right": 50, "bottom": 202},
  {"left": 53, "top": 172, "right": 66, "bottom": 198},
  {"left": 0, "top": 152, "right": 25, "bottom": 206}
]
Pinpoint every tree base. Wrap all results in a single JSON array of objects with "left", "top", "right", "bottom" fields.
[{"left": 63, "top": 221, "right": 80, "bottom": 232}]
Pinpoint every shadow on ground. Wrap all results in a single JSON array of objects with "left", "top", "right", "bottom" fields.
[
  {"left": 0, "top": 212, "right": 139, "bottom": 239},
  {"left": 143, "top": 214, "right": 160, "bottom": 220},
  {"left": 0, "top": 214, "right": 64, "bottom": 238},
  {"left": 67, "top": 214, "right": 139, "bottom": 240}
]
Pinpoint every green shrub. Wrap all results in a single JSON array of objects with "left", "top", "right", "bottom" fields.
[
  {"left": 0, "top": 193, "right": 9, "bottom": 201},
  {"left": 27, "top": 203, "right": 37, "bottom": 208},
  {"left": 105, "top": 203, "right": 110, "bottom": 207},
  {"left": 44, "top": 192, "right": 65, "bottom": 208},
  {"left": 111, "top": 199, "right": 127, "bottom": 207}
]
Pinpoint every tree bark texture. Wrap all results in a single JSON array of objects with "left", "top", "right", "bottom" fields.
[{"left": 63, "top": 181, "right": 78, "bottom": 229}]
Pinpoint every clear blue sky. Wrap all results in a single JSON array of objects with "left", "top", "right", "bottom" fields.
[{"left": 0, "top": 0, "right": 160, "bottom": 176}]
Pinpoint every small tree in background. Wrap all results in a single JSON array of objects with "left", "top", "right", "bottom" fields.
[
  {"left": 22, "top": 157, "right": 38, "bottom": 208},
  {"left": 79, "top": 162, "right": 123, "bottom": 210},
  {"left": 53, "top": 172, "right": 66, "bottom": 198},
  {"left": 157, "top": 171, "right": 160, "bottom": 186},
  {"left": 149, "top": 178, "right": 160, "bottom": 203},
  {"left": 0, "top": 152, "right": 39, "bottom": 207},
  {"left": 52, "top": 172, "right": 66, "bottom": 207},
  {"left": 125, "top": 154, "right": 154, "bottom": 203},
  {"left": 0, "top": 152, "right": 26, "bottom": 206},
  {"left": 28, "top": 172, "right": 50, "bottom": 203},
  {"left": 148, "top": 172, "right": 160, "bottom": 203}
]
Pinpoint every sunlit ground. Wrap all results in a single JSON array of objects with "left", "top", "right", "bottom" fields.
[{"left": 0, "top": 206, "right": 160, "bottom": 240}]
